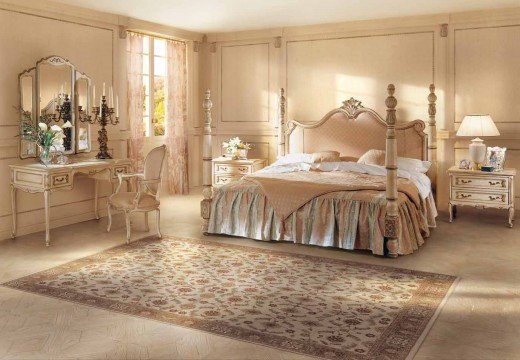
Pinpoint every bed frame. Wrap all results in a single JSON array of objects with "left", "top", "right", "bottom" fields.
[{"left": 200, "top": 84, "right": 437, "bottom": 258}]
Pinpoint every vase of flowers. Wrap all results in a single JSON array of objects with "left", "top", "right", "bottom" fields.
[
  {"left": 222, "top": 137, "right": 252, "bottom": 159},
  {"left": 21, "top": 121, "right": 72, "bottom": 165}
]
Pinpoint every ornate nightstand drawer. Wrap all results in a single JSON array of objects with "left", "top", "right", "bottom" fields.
[
  {"left": 214, "top": 174, "right": 243, "bottom": 185},
  {"left": 452, "top": 189, "right": 508, "bottom": 205},
  {"left": 51, "top": 173, "right": 71, "bottom": 188},
  {"left": 452, "top": 175, "right": 508, "bottom": 190},
  {"left": 215, "top": 164, "right": 251, "bottom": 175}
]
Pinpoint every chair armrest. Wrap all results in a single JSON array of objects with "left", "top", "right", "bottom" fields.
[{"left": 115, "top": 173, "right": 144, "bottom": 194}]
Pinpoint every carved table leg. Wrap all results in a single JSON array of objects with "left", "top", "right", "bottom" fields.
[
  {"left": 449, "top": 203, "right": 456, "bottom": 222},
  {"left": 509, "top": 207, "right": 515, "bottom": 228},
  {"left": 94, "top": 179, "right": 100, "bottom": 220},
  {"left": 44, "top": 190, "right": 51, "bottom": 246},
  {"left": 11, "top": 185, "right": 17, "bottom": 239}
]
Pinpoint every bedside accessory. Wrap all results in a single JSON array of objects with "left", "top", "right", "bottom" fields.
[
  {"left": 485, "top": 146, "right": 506, "bottom": 171},
  {"left": 78, "top": 83, "right": 119, "bottom": 159},
  {"left": 459, "top": 159, "right": 470, "bottom": 170},
  {"left": 222, "top": 137, "right": 252, "bottom": 159},
  {"left": 456, "top": 114, "right": 500, "bottom": 169},
  {"left": 448, "top": 166, "right": 515, "bottom": 227},
  {"left": 212, "top": 157, "right": 266, "bottom": 186},
  {"left": 480, "top": 165, "right": 494, "bottom": 172}
]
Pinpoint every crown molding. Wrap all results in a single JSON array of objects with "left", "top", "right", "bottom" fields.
[{"left": 124, "top": 18, "right": 203, "bottom": 42}]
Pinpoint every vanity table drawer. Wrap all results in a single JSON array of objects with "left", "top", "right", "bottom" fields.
[
  {"left": 451, "top": 175, "right": 508, "bottom": 190},
  {"left": 451, "top": 189, "right": 508, "bottom": 205},
  {"left": 215, "top": 164, "right": 252, "bottom": 175},
  {"left": 51, "top": 173, "right": 71, "bottom": 188}
]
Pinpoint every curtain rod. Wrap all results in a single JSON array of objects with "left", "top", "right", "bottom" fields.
[{"left": 127, "top": 30, "right": 186, "bottom": 44}]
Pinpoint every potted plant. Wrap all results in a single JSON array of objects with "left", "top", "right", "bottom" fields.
[{"left": 222, "top": 137, "right": 252, "bottom": 159}]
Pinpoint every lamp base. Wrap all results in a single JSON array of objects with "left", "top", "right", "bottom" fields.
[{"left": 469, "top": 137, "right": 486, "bottom": 170}]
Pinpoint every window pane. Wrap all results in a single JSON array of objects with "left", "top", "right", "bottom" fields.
[
  {"left": 143, "top": 95, "right": 150, "bottom": 116},
  {"left": 142, "top": 55, "right": 149, "bottom": 75},
  {"left": 142, "top": 36, "right": 150, "bottom": 54},
  {"left": 153, "top": 76, "right": 166, "bottom": 136},
  {"left": 154, "top": 57, "right": 167, "bottom": 77},
  {"left": 143, "top": 116, "right": 150, "bottom": 137},
  {"left": 142, "top": 75, "right": 150, "bottom": 95},
  {"left": 154, "top": 38, "right": 166, "bottom": 57}
]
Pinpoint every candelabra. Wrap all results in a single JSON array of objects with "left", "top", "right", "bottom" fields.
[{"left": 78, "top": 95, "right": 119, "bottom": 159}]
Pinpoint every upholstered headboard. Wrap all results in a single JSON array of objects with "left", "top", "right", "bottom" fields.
[{"left": 285, "top": 98, "right": 428, "bottom": 161}]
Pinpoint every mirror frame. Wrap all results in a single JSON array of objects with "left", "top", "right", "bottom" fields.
[{"left": 18, "top": 67, "right": 37, "bottom": 159}]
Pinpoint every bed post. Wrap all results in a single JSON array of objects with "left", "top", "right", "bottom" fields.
[
  {"left": 200, "top": 89, "right": 213, "bottom": 233},
  {"left": 277, "top": 88, "right": 286, "bottom": 157},
  {"left": 427, "top": 84, "right": 437, "bottom": 187},
  {"left": 384, "top": 84, "right": 399, "bottom": 258}
]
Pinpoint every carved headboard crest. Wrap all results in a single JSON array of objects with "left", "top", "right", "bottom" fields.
[{"left": 341, "top": 97, "right": 364, "bottom": 118}]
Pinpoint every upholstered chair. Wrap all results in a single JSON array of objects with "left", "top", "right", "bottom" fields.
[{"left": 107, "top": 145, "right": 166, "bottom": 243}]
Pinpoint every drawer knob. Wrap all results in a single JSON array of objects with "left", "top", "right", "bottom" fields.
[
  {"left": 489, "top": 195, "right": 503, "bottom": 201},
  {"left": 489, "top": 181, "right": 501, "bottom": 186},
  {"left": 460, "top": 179, "right": 472, "bottom": 184},
  {"left": 458, "top": 193, "right": 472, "bottom": 199}
]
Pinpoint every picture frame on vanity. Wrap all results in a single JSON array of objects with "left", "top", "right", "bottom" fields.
[
  {"left": 486, "top": 146, "right": 507, "bottom": 171},
  {"left": 459, "top": 159, "right": 470, "bottom": 170}
]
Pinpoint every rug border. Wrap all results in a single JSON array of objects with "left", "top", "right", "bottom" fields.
[{"left": 1, "top": 234, "right": 458, "bottom": 360}]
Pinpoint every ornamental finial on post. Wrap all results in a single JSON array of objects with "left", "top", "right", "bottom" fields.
[{"left": 385, "top": 84, "right": 397, "bottom": 126}]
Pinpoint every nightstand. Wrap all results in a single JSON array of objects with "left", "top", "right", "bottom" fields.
[
  {"left": 448, "top": 166, "right": 516, "bottom": 227},
  {"left": 212, "top": 157, "right": 267, "bottom": 187}
]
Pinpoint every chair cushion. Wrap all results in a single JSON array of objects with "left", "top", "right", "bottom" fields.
[{"left": 109, "top": 192, "right": 160, "bottom": 210}]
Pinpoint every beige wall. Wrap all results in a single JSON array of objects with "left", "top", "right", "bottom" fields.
[
  {"left": 0, "top": 0, "right": 202, "bottom": 241},
  {"left": 200, "top": 7, "right": 520, "bottom": 211}
]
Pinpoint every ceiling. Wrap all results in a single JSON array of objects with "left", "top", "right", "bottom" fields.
[{"left": 51, "top": 0, "right": 519, "bottom": 33}]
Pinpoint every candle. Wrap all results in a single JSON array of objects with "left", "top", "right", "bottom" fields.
[
  {"left": 102, "top": 82, "right": 106, "bottom": 96},
  {"left": 52, "top": 93, "right": 56, "bottom": 112},
  {"left": 99, "top": 95, "right": 103, "bottom": 116},
  {"left": 92, "top": 85, "right": 95, "bottom": 107},
  {"left": 116, "top": 95, "right": 119, "bottom": 117},
  {"left": 60, "top": 83, "right": 64, "bottom": 95}
]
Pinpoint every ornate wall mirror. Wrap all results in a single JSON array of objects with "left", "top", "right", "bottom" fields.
[
  {"left": 75, "top": 71, "right": 92, "bottom": 153},
  {"left": 19, "top": 68, "right": 37, "bottom": 158},
  {"left": 18, "top": 55, "right": 92, "bottom": 158}
]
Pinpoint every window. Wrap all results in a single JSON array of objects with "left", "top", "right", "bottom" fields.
[{"left": 141, "top": 36, "right": 167, "bottom": 136}]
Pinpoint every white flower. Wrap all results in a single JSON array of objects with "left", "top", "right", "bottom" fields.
[
  {"left": 50, "top": 125, "right": 62, "bottom": 133},
  {"left": 62, "top": 121, "right": 72, "bottom": 128},
  {"left": 52, "top": 137, "right": 64, "bottom": 146},
  {"left": 54, "top": 132, "right": 66, "bottom": 139},
  {"left": 38, "top": 123, "right": 48, "bottom": 132},
  {"left": 222, "top": 142, "right": 229, "bottom": 148}
]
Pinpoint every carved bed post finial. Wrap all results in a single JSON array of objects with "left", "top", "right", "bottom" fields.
[
  {"left": 384, "top": 84, "right": 399, "bottom": 258},
  {"left": 427, "top": 84, "right": 437, "bottom": 162},
  {"left": 201, "top": 89, "right": 213, "bottom": 232},
  {"left": 278, "top": 88, "right": 286, "bottom": 157}
]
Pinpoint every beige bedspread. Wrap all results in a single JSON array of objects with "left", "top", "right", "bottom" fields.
[{"left": 244, "top": 171, "right": 421, "bottom": 221}]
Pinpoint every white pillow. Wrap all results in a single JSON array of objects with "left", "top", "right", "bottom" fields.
[
  {"left": 273, "top": 153, "right": 313, "bottom": 165},
  {"left": 397, "top": 157, "right": 431, "bottom": 174}
]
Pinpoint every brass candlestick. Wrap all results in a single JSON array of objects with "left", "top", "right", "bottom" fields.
[{"left": 78, "top": 95, "right": 119, "bottom": 159}]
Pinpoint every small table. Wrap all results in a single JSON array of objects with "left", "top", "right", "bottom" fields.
[
  {"left": 212, "top": 157, "right": 267, "bottom": 186},
  {"left": 10, "top": 159, "right": 132, "bottom": 246},
  {"left": 448, "top": 166, "right": 516, "bottom": 227}
]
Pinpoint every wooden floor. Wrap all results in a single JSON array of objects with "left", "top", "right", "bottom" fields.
[{"left": 0, "top": 192, "right": 519, "bottom": 359}]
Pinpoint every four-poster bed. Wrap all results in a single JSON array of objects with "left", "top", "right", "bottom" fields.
[{"left": 200, "top": 84, "right": 437, "bottom": 257}]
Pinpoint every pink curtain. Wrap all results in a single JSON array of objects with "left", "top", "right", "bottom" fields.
[
  {"left": 166, "top": 40, "right": 189, "bottom": 194},
  {"left": 126, "top": 32, "right": 145, "bottom": 172}
]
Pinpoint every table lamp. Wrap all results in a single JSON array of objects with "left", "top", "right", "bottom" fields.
[{"left": 456, "top": 114, "right": 500, "bottom": 169}]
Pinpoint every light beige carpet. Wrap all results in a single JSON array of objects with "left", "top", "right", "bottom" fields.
[{"left": 3, "top": 236, "right": 457, "bottom": 360}]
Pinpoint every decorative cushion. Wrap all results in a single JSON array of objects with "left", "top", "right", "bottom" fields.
[
  {"left": 311, "top": 151, "right": 340, "bottom": 163},
  {"left": 357, "top": 149, "right": 386, "bottom": 166},
  {"left": 109, "top": 192, "right": 160, "bottom": 210},
  {"left": 339, "top": 155, "right": 359, "bottom": 162}
]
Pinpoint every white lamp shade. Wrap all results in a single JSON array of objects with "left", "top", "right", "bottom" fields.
[{"left": 456, "top": 114, "right": 500, "bottom": 137}]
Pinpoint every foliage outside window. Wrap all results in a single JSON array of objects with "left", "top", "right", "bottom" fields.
[{"left": 137, "top": 35, "right": 167, "bottom": 136}]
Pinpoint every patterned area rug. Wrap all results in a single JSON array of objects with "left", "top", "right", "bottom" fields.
[{"left": 3, "top": 236, "right": 456, "bottom": 360}]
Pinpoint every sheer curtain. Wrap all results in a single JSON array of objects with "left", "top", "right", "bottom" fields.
[
  {"left": 126, "top": 32, "right": 145, "bottom": 171},
  {"left": 166, "top": 40, "right": 189, "bottom": 194}
]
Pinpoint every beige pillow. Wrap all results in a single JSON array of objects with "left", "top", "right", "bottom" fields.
[
  {"left": 311, "top": 151, "right": 340, "bottom": 163},
  {"left": 339, "top": 155, "right": 359, "bottom": 162},
  {"left": 357, "top": 149, "right": 385, "bottom": 166}
]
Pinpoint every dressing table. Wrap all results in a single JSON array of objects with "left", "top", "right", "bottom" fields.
[{"left": 10, "top": 159, "right": 132, "bottom": 246}]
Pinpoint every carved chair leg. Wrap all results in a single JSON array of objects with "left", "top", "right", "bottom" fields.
[
  {"left": 144, "top": 212, "right": 150, "bottom": 232},
  {"left": 156, "top": 209, "right": 162, "bottom": 238},
  {"left": 125, "top": 211, "right": 131, "bottom": 244},
  {"left": 107, "top": 204, "right": 112, "bottom": 232}
]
